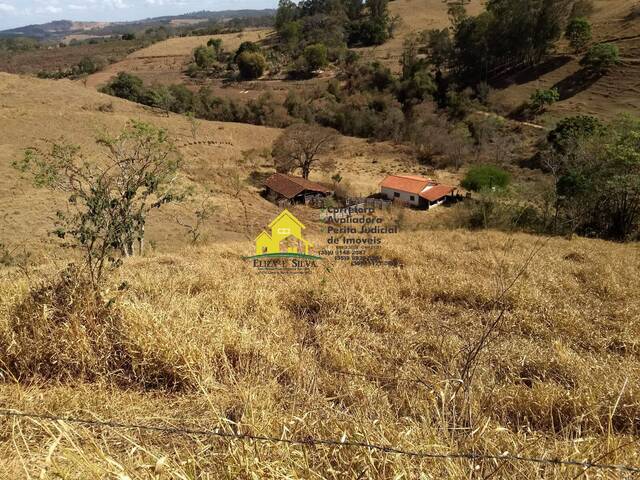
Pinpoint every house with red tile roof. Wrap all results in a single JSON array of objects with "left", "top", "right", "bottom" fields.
[
  {"left": 380, "top": 174, "right": 457, "bottom": 209},
  {"left": 264, "top": 173, "right": 332, "bottom": 204}
]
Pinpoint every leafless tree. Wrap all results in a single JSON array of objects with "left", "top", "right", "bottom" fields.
[{"left": 272, "top": 124, "right": 339, "bottom": 179}]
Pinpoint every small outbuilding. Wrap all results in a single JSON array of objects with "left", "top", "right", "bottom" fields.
[
  {"left": 380, "top": 174, "right": 457, "bottom": 209},
  {"left": 264, "top": 173, "right": 332, "bottom": 204}
]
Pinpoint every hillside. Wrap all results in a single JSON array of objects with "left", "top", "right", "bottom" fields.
[
  {"left": 370, "top": 0, "right": 640, "bottom": 120},
  {"left": 81, "top": 0, "right": 640, "bottom": 123},
  {"left": 86, "top": 28, "right": 274, "bottom": 88},
  {"left": 0, "top": 72, "right": 446, "bottom": 256},
  {"left": 355, "top": 0, "right": 484, "bottom": 69},
  {"left": 491, "top": 0, "right": 640, "bottom": 120},
  {"left": 0, "top": 10, "right": 276, "bottom": 41}
]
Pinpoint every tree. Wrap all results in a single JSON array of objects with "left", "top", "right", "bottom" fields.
[
  {"left": 193, "top": 45, "right": 216, "bottom": 69},
  {"left": 207, "top": 38, "right": 223, "bottom": 55},
  {"left": 461, "top": 164, "right": 510, "bottom": 192},
  {"left": 276, "top": 0, "right": 299, "bottom": 30},
  {"left": 186, "top": 111, "right": 201, "bottom": 141},
  {"left": 552, "top": 116, "right": 640, "bottom": 239},
  {"left": 581, "top": 43, "right": 620, "bottom": 73},
  {"left": 529, "top": 87, "right": 560, "bottom": 113},
  {"left": 146, "top": 85, "right": 175, "bottom": 116},
  {"left": 176, "top": 200, "right": 216, "bottom": 245},
  {"left": 451, "top": 0, "right": 573, "bottom": 83},
  {"left": 13, "top": 121, "right": 184, "bottom": 287},
  {"left": 100, "top": 72, "right": 145, "bottom": 103},
  {"left": 547, "top": 115, "right": 605, "bottom": 154},
  {"left": 236, "top": 51, "right": 267, "bottom": 80},
  {"left": 272, "top": 124, "right": 340, "bottom": 179},
  {"left": 565, "top": 17, "right": 592, "bottom": 52},
  {"left": 303, "top": 43, "right": 329, "bottom": 72},
  {"left": 168, "top": 84, "right": 194, "bottom": 113},
  {"left": 424, "top": 28, "right": 453, "bottom": 72}
]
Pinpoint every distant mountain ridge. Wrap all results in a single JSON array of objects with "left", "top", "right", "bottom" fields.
[{"left": 0, "top": 9, "right": 276, "bottom": 40}]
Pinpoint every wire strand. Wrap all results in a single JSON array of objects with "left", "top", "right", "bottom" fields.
[{"left": 1, "top": 409, "right": 639, "bottom": 474}]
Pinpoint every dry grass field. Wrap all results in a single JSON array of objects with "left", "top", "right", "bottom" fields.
[{"left": 0, "top": 228, "right": 639, "bottom": 478}]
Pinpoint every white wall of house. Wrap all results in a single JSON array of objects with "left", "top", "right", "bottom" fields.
[{"left": 381, "top": 187, "right": 421, "bottom": 206}]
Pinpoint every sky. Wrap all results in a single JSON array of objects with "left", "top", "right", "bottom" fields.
[{"left": 0, "top": 0, "right": 277, "bottom": 31}]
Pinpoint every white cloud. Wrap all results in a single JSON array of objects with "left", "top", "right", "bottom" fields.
[
  {"left": 0, "top": 2, "right": 16, "bottom": 13},
  {"left": 36, "top": 5, "right": 63, "bottom": 14}
]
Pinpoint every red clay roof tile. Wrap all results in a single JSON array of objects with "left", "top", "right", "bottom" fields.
[{"left": 265, "top": 173, "right": 331, "bottom": 199}]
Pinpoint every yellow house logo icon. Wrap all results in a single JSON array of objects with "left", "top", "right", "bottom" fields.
[
  {"left": 255, "top": 209, "right": 313, "bottom": 255},
  {"left": 247, "top": 210, "right": 321, "bottom": 269}
]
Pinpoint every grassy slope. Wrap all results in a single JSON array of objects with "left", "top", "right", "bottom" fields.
[
  {"left": 0, "top": 71, "right": 282, "bottom": 254},
  {"left": 86, "top": 28, "right": 274, "bottom": 89},
  {"left": 0, "top": 72, "right": 446, "bottom": 256},
  {"left": 486, "top": 0, "right": 640, "bottom": 121},
  {"left": 0, "top": 230, "right": 639, "bottom": 478}
]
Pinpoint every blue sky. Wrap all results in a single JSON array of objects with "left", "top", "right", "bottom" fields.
[{"left": 0, "top": 0, "right": 277, "bottom": 31}]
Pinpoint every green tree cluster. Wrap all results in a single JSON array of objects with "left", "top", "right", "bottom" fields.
[
  {"left": 565, "top": 17, "right": 592, "bottom": 52},
  {"left": 275, "top": 0, "right": 394, "bottom": 57},
  {"left": 461, "top": 165, "right": 510, "bottom": 192},
  {"left": 548, "top": 115, "right": 640, "bottom": 240}
]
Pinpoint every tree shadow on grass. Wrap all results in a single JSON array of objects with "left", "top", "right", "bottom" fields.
[
  {"left": 551, "top": 67, "right": 603, "bottom": 100},
  {"left": 490, "top": 55, "right": 573, "bottom": 89}
]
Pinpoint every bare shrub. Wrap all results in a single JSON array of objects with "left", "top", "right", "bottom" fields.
[
  {"left": 0, "top": 266, "right": 194, "bottom": 391},
  {"left": 1, "top": 266, "right": 128, "bottom": 383},
  {"left": 14, "top": 121, "right": 184, "bottom": 287}
]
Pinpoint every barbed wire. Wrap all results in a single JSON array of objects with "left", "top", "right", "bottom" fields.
[{"left": 1, "top": 409, "right": 639, "bottom": 474}]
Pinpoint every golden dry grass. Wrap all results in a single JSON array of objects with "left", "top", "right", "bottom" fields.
[{"left": 0, "top": 228, "right": 639, "bottom": 478}]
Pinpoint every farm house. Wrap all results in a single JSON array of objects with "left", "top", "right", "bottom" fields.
[
  {"left": 380, "top": 174, "right": 457, "bottom": 209},
  {"left": 264, "top": 173, "right": 332, "bottom": 205}
]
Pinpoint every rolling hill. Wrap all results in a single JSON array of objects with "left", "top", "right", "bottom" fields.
[
  {"left": 0, "top": 71, "right": 441, "bottom": 256},
  {"left": 0, "top": 9, "right": 276, "bottom": 41}
]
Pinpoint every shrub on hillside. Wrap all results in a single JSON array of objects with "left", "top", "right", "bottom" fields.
[
  {"left": 207, "top": 37, "right": 223, "bottom": 54},
  {"left": 529, "top": 88, "right": 560, "bottom": 113},
  {"left": 193, "top": 45, "right": 217, "bottom": 69},
  {"left": 461, "top": 165, "right": 510, "bottom": 192},
  {"left": 547, "top": 115, "right": 605, "bottom": 154},
  {"left": 100, "top": 72, "right": 146, "bottom": 103},
  {"left": 234, "top": 41, "right": 261, "bottom": 61},
  {"left": 580, "top": 43, "right": 620, "bottom": 73},
  {"left": 565, "top": 17, "right": 592, "bottom": 52},
  {"left": 303, "top": 43, "right": 329, "bottom": 72},
  {"left": 236, "top": 51, "right": 267, "bottom": 80}
]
